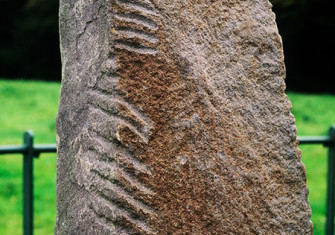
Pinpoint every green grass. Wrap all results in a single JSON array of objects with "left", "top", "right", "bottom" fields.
[
  {"left": 0, "top": 79, "right": 335, "bottom": 234},
  {"left": 287, "top": 92, "right": 335, "bottom": 234},
  {"left": 0, "top": 79, "right": 60, "bottom": 235}
]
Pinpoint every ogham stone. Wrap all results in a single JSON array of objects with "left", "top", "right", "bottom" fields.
[{"left": 55, "top": 0, "right": 312, "bottom": 234}]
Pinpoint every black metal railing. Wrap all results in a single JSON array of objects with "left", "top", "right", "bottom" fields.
[
  {"left": 0, "top": 131, "right": 56, "bottom": 235},
  {"left": 299, "top": 126, "right": 335, "bottom": 235},
  {"left": 0, "top": 127, "right": 335, "bottom": 235}
]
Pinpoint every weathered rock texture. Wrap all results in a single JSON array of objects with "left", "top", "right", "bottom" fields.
[{"left": 56, "top": 0, "right": 312, "bottom": 234}]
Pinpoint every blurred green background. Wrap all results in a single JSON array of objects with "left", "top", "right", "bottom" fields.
[
  {"left": 1, "top": 80, "right": 335, "bottom": 234},
  {"left": 0, "top": 80, "right": 59, "bottom": 235}
]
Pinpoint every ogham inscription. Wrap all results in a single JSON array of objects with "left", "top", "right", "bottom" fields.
[
  {"left": 56, "top": 0, "right": 313, "bottom": 234},
  {"left": 74, "top": 0, "right": 159, "bottom": 233}
]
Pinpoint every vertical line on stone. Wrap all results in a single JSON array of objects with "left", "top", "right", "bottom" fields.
[{"left": 77, "top": 0, "right": 160, "bottom": 233}]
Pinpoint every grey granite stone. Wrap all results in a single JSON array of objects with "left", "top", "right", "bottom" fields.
[{"left": 55, "top": 0, "right": 312, "bottom": 234}]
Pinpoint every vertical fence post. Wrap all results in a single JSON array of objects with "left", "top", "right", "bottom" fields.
[
  {"left": 23, "top": 131, "right": 34, "bottom": 235},
  {"left": 326, "top": 126, "right": 335, "bottom": 235}
]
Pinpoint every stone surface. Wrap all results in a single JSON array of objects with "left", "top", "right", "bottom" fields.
[{"left": 55, "top": 0, "right": 313, "bottom": 234}]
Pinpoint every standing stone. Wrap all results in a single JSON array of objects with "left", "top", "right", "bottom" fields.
[{"left": 56, "top": 0, "right": 312, "bottom": 234}]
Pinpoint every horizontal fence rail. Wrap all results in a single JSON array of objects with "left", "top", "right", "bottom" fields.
[
  {"left": 0, "top": 127, "right": 334, "bottom": 235},
  {"left": 298, "top": 126, "right": 335, "bottom": 235},
  {"left": 0, "top": 143, "right": 56, "bottom": 156},
  {"left": 0, "top": 131, "right": 56, "bottom": 235},
  {"left": 299, "top": 136, "right": 332, "bottom": 146}
]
